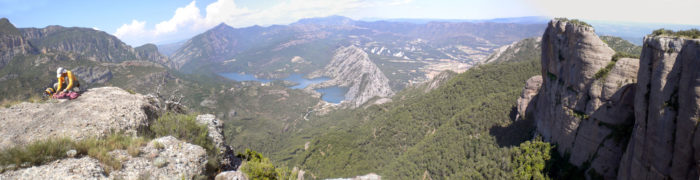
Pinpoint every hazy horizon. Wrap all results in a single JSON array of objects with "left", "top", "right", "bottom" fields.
[{"left": 3, "top": 0, "right": 698, "bottom": 46}]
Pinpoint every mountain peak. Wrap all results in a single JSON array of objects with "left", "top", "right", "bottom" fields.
[
  {"left": 213, "top": 23, "right": 233, "bottom": 30},
  {"left": 0, "top": 17, "right": 20, "bottom": 35}
]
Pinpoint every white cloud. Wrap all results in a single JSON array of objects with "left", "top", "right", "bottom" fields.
[
  {"left": 114, "top": 20, "right": 146, "bottom": 39},
  {"left": 154, "top": 1, "right": 205, "bottom": 35},
  {"left": 113, "top": 0, "right": 411, "bottom": 46}
]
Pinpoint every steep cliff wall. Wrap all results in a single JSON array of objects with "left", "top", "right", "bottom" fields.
[
  {"left": 617, "top": 36, "right": 700, "bottom": 180},
  {"left": 522, "top": 19, "right": 639, "bottom": 178},
  {"left": 520, "top": 19, "right": 700, "bottom": 179},
  {"left": 0, "top": 18, "right": 31, "bottom": 69}
]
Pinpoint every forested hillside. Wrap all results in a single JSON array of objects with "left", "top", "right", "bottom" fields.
[{"left": 273, "top": 57, "right": 543, "bottom": 179}]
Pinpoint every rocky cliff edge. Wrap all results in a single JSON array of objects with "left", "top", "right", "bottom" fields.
[{"left": 0, "top": 87, "right": 241, "bottom": 179}]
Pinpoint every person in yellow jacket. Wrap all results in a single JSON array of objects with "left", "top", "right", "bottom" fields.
[{"left": 55, "top": 67, "right": 80, "bottom": 96}]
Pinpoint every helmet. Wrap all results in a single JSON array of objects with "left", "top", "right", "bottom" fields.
[
  {"left": 45, "top": 87, "right": 55, "bottom": 96},
  {"left": 56, "top": 67, "right": 66, "bottom": 78}
]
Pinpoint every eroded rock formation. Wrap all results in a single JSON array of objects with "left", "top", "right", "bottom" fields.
[
  {"left": 617, "top": 36, "right": 700, "bottom": 180},
  {"left": 521, "top": 19, "right": 639, "bottom": 178},
  {"left": 308, "top": 45, "right": 394, "bottom": 108},
  {"left": 520, "top": 18, "right": 700, "bottom": 180}
]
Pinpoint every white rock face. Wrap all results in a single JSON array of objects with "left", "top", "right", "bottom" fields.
[
  {"left": 0, "top": 87, "right": 159, "bottom": 149},
  {"left": 308, "top": 45, "right": 394, "bottom": 108}
]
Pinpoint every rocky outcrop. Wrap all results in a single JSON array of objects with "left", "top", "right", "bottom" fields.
[
  {"left": 0, "top": 18, "right": 31, "bottom": 69},
  {"left": 520, "top": 19, "right": 700, "bottom": 179},
  {"left": 0, "top": 136, "right": 207, "bottom": 180},
  {"left": 136, "top": 43, "right": 171, "bottom": 67},
  {"left": 197, "top": 114, "right": 237, "bottom": 170},
  {"left": 522, "top": 19, "right": 639, "bottom": 178},
  {"left": 516, "top": 75, "right": 542, "bottom": 121},
  {"left": 0, "top": 157, "right": 108, "bottom": 179},
  {"left": 0, "top": 87, "right": 158, "bottom": 149},
  {"left": 617, "top": 36, "right": 700, "bottom": 180},
  {"left": 108, "top": 136, "right": 207, "bottom": 179},
  {"left": 308, "top": 46, "right": 394, "bottom": 108}
]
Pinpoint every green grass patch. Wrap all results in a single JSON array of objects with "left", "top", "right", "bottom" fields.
[
  {"left": 652, "top": 28, "right": 700, "bottom": 39},
  {"left": 0, "top": 133, "right": 148, "bottom": 173}
]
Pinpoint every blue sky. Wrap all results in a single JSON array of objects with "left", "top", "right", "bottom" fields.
[{"left": 2, "top": 0, "right": 698, "bottom": 46}]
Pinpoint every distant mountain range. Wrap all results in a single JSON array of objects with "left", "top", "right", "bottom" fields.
[{"left": 165, "top": 15, "right": 547, "bottom": 90}]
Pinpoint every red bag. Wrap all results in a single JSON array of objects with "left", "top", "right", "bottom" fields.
[{"left": 68, "top": 92, "right": 80, "bottom": 100}]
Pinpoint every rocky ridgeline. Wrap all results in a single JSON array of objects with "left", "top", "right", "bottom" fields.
[
  {"left": 308, "top": 45, "right": 394, "bottom": 108},
  {"left": 0, "top": 18, "right": 170, "bottom": 66},
  {"left": 0, "top": 87, "right": 243, "bottom": 179},
  {"left": 518, "top": 19, "right": 700, "bottom": 179},
  {"left": 0, "top": 18, "right": 31, "bottom": 69}
]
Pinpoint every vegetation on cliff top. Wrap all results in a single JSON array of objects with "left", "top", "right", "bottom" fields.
[
  {"left": 554, "top": 17, "right": 591, "bottom": 27},
  {"left": 651, "top": 28, "right": 700, "bottom": 39},
  {"left": 600, "top": 36, "right": 643, "bottom": 55}
]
